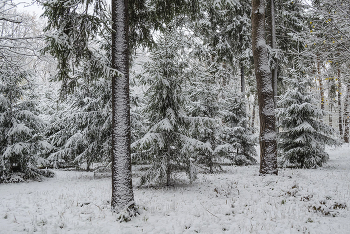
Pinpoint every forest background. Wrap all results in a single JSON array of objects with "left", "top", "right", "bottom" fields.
[{"left": 0, "top": 0, "right": 348, "bottom": 216}]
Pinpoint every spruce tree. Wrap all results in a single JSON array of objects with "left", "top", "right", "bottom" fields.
[
  {"left": 193, "top": 0, "right": 252, "bottom": 90},
  {"left": 220, "top": 89, "right": 257, "bottom": 166},
  {"left": 47, "top": 78, "right": 112, "bottom": 170},
  {"left": 186, "top": 53, "right": 223, "bottom": 173},
  {"left": 186, "top": 49, "right": 257, "bottom": 170},
  {"left": 0, "top": 65, "right": 52, "bottom": 182},
  {"left": 0, "top": 3, "right": 52, "bottom": 182},
  {"left": 278, "top": 68, "right": 339, "bottom": 168},
  {"left": 132, "top": 26, "right": 208, "bottom": 186}
]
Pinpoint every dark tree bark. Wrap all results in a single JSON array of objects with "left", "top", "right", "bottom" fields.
[
  {"left": 338, "top": 69, "right": 343, "bottom": 138},
  {"left": 251, "top": 102, "right": 256, "bottom": 133},
  {"left": 329, "top": 105, "right": 333, "bottom": 127},
  {"left": 241, "top": 61, "right": 245, "bottom": 93},
  {"left": 111, "top": 0, "right": 135, "bottom": 212},
  {"left": 344, "top": 83, "right": 350, "bottom": 143},
  {"left": 317, "top": 59, "right": 325, "bottom": 111},
  {"left": 269, "top": 0, "right": 277, "bottom": 109},
  {"left": 327, "top": 69, "right": 336, "bottom": 128},
  {"left": 251, "top": 0, "right": 278, "bottom": 175}
]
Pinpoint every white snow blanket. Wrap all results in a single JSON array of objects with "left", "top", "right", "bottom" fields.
[{"left": 0, "top": 146, "right": 349, "bottom": 233}]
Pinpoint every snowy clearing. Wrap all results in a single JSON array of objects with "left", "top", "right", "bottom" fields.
[{"left": 1, "top": 146, "right": 349, "bottom": 234}]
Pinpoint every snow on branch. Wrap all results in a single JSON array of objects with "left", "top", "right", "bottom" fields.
[{"left": 131, "top": 132, "right": 165, "bottom": 150}]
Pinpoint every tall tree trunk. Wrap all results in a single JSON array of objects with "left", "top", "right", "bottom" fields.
[
  {"left": 338, "top": 69, "right": 343, "bottom": 138},
  {"left": 240, "top": 61, "right": 245, "bottom": 93},
  {"left": 111, "top": 0, "right": 135, "bottom": 212},
  {"left": 251, "top": 0, "right": 278, "bottom": 175},
  {"left": 166, "top": 145, "right": 171, "bottom": 186},
  {"left": 270, "top": 0, "right": 278, "bottom": 109},
  {"left": 251, "top": 94, "right": 257, "bottom": 133},
  {"left": 329, "top": 105, "right": 332, "bottom": 127},
  {"left": 344, "top": 82, "right": 350, "bottom": 143},
  {"left": 328, "top": 73, "right": 336, "bottom": 128},
  {"left": 317, "top": 59, "right": 324, "bottom": 110},
  {"left": 251, "top": 102, "right": 256, "bottom": 133}
]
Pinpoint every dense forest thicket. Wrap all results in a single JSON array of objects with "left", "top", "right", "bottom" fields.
[{"left": 0, "top": 0, "right": 346, "bottom": 213}]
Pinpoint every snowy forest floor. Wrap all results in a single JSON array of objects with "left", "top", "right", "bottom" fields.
[{"left": 1, "top": 146, "right": 350, "bottom": 234}]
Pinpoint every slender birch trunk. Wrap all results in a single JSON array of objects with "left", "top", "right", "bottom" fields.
[
  {"left": 251, "top": 0, "right": 278, "bottom": 175},
  {"left": 111, "top": 0, "right": 135, "bottom": 212}
]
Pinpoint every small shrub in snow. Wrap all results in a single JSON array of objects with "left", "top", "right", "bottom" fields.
[
  {"left": 284, "top": 183, "right": 300, "bottom": 197},
  {"left": 0, "top": 168, "right": 54, "bottom": 183},
  {"left": 308, "top": 200, "right": 347, "bottom": 217},
  {"left": 300, "top": 195, "right": 313, "bottom": 201},
  {"left": 213, "top": 181, "right": 240, "bottom": 198},
  {"left": 3, "top": 173, "right": 25, "bottom": 183},
  {"left": 331, "top": 202, "right": 347, "bottom": 210}
]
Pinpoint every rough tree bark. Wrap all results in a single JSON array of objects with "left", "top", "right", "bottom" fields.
[
  {"left": 317, "top": 58, "right": 324, "bottom": 111},
  {"left": 344, "top": 82, "right": 350, "bottom": 143},
  {"left": 251, "top": 102, "right": 256, "bottom": 133},
  {"left": 241, "top": 61, "right": 245, "bottom": 93},
  {"left": 270, "top": 0, "right": 277, "bottom": 109},
  {"left": 111, "top": 0, "right": 135, "bottom": 212},
  {"left": 329, "top": 105, "right": 333, "bottom": 127},
  {"left": 338, "top": 69, "right": 343, "bottom": 138},
  {"left": 166, "top": 145, "right": 171, "bottom": 186},
  {"left": 328, "top": 73, "right": 336, "bottom": 128},
  {"left": 251, "top": 0, "right": 278, "bottom": 175}
]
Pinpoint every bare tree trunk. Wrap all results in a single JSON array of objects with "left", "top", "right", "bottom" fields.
[
  {"left": 111, "top": 0, "right": 135, "bottom": 212},
  {"left": 344, "top": 83, "right": 350, "bottom": 143},
  {"left": 252, "top": 0, "right": 278, "bottom": 175},
  {"left": 252, "top": 103, "right": 256, "bottom": 132},
  {"left": 241, "top": 61, "right": 245, "bottom": 93},
  {"left": 328, "top": 72, "right": 336, "bottom": 128},
  {"left": 270, "top": 0, "right": 278, "bottom": 109},
  {"left": 251, "top": 94, "right": 257, "bottom": 133},
  {"left": 166, "top": 146, "right": 171, "bottom": 186},
  {"left": 338, "top": 69, "right": 343, "bottom": 138},
  {"left": 317, "top": 59, "right": 324, "bottom": 110},
  {"left": 329, "top": 105, "right": 332, "bottom": 127}
]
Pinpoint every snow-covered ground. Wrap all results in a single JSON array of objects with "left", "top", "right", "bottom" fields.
[{"left": 1, "top": 146, "right": 349, "bottom": 234}]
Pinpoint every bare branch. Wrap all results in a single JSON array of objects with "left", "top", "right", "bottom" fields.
[
  {"left": 0, "top": 17, "right": 21, "bottom": 23},
  {"left": 0, "top": 36, "right": 44, "bottom": 40}
]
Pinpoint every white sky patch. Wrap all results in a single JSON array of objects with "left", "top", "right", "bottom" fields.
[{"left": 13, "top": 0, "right": 44, "bottom": 18}]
